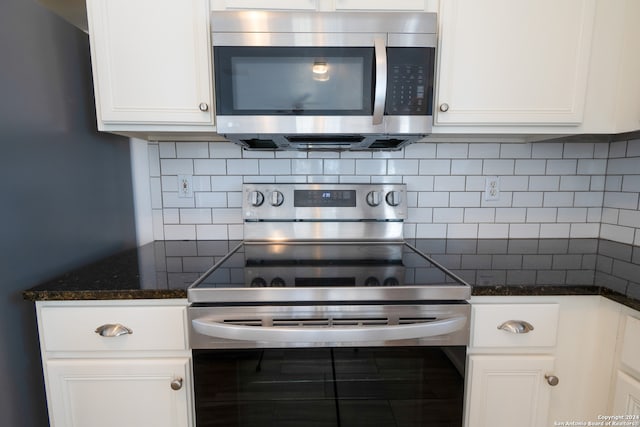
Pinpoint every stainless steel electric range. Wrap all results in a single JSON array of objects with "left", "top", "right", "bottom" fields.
[{"left": 188, "top": 183, "right": 471, "bottom": 427}]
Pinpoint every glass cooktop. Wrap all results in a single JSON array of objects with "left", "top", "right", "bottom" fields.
[{"left": 188, "top": 242, "right": 471, "bottom": 304}]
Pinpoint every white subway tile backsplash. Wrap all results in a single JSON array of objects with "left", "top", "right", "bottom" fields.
[
  {"left": 512, "top": 192, "right": 543, "bottom": 207},
  {"left": 604, "top": 192, "right": 639, "bottom": 210},
  {"left": 227, "top": 159, "right": 259, "bottom": 175},
  {"left": 419, "top": 159, "right": 450, "bottom": 175},
  {"left": 160, "top": 159, "right": 193, "bottom": 175},
  {"left": 560, "top": 175, "right": 591, "bottom": 191},
  {"left": 180, "top": 208, "right": 212, "bottom": 224},
  {"left": 540, "top": 223, "right": 570, "bottom": 238},
  {"left": 194, "top": 159, "right": 227, "bottom": 175},
  {"left": 483, "top": 159, "right": 514, "bottom": 175},
  {"left": 515, "top": 159, "right": 546, "bottom": 175},
  {"left": 546, "top": 159, "right": 577, "bottom": 175},
  {"left": 148, "top": 144, "right": 161, "bottom": 177},
  {"left": 450, "top": 192, "right": 481, "bottom": 207},
  {"left": 451, "top": 159, "right": 483, "bottom": 175},
  {"left": 292, "top": 159, "right": 323, "bottom": 175},
  {"left": 260, "top": 159, "right": 292, "bottom": 175},
  {"left": 447, "top": 224, "right": 478, "bottom": 238},
  {"left": 543, "top": 192, "right": 575, "bottom": 207},
  {"left": 434, "top": 176, "right": 466, "bottom": 191},
  {"left": 209, "top": 142, "right": 242, "bottom": 158},
  {"left": 577, "top": 159, "right": 607, "bottom": 175},
  {"left": 496, "top": 208, "right": 527, "bottom": 223},
  {"left": 418, "top": 192, "right": 449, "bottom": 207},
  {"left": 416, "top": 224, "right": 447, "bottom": 238},
  {"left": 464, "top": 208, "right": 495, "bottom": 223},
  {"left": 195, "top": 192, "right": 227, "bottom": 208},
  {"left": 149, "top": 138, "right": 640, "bottom": 244},
  {"left": 563, "top": 143, "right": 594, "bottom": 158},
  {"left": 532, "top": 142, "right": 563, "bottom": 159},
  {"left": 388, "top": 160, "right": 419, "bottom": 175},
  {"left": 176, "top": 142, "right": 208, "bottom": 158},
  {"left": 626, "top": 139, "right": 640, "bottom": 157},
  {"left": 501, "top": 144, "right": 532, "bottom": 158},
  {"left": 158, "top": 142, "right": 176, "bottom": 158},
  {"left": 211, "top": 176, "right": 242, "bottom": 192},
  {"left": 478, "top": 224, "right": 509, "bottom": 238},
  {"left": 196, "top": 225, "right": 228, "bottom": 240},
  {"left": 355, "top": 159, "right": 387, "bottom": 175},
  {"left": 468, "top": 143, "right": 500, "bottom": 158},
  {"left": 437, "top": 143, "right": 468, "bottom": 158}
]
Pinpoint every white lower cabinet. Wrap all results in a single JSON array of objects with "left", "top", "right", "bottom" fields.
[
  {"left": 465, "top": 355, "right": 555, "bottom": 427},
  {"left": 47, "top": 358, "right": 192, "bottom": 427},
  {"left": 36, "top": 300, "right": 193, "bottom": 427},
  {"left": 613, "top": 371, "right": 640, "bottom": 416}
]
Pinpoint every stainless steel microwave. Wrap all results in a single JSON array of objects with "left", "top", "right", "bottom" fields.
[{"left": 210, "top": 11, "right": 437, "bottom": 151}]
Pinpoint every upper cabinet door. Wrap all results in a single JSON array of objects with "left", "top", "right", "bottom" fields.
[
  {"left": 436, "top": 0, "right": 596, "bottom": 126},
  {"left": 211, "top": 0, "right": 318, "bottom": 9},
  {"left": 87, "top": 0, "right": 213, "bottom": 125}
]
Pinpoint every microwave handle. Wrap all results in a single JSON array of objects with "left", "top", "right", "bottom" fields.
[{"left": 372, "top": 38, "right": 387, "bottom": 125}]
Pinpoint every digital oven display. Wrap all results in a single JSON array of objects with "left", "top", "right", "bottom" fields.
[{"left": 294, "top": 190, "right": 356, "bottom": 207}]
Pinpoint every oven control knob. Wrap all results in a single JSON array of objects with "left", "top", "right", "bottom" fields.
[
  {"left": 383, "top": 277, "right": 399, "bottom": 287},
  {"left": 249, "top": 191, "right": 265, "bottom": 207},
  {"left": 270, "top": 191, "right": 284, "bottom": 207},
  {"left": 385, "top": 191, "right": 402, "bottom": 207},
  {"left": 250, "top": 277, "right": 267, "bottom": 287},
  {"left": 364, "top": 277, "right": 381, "bottom": 287},
  {"left": 270, "top": 277, "right": 285, "bottom": 287},
  {"left": 366, "top": 191, "right": 382, "bottom": 207}
]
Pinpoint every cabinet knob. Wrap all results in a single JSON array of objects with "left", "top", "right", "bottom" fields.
[
  {"left": 171, "top": 377, "right": 183, "bottom": 391},
  {"left": 545, "top": 374, "right": 559, "bottom": 386},
  {"left": 95, "top": 323, "right": 133, "bottom": 337},
  {"left": 439, "top": 103, "right": 450, "bottom": 112},
  {"left": 199, "top": 102, "right": 209, "bottom": 112},
  {"left": 497, "top": 320, "right": 534, "bottom": 334}
]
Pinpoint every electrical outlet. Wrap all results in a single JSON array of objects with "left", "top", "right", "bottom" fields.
[
  {"left": 177, "top": 175, "right": 193, "bottom": 198},
  {"left": 485, "top": 176, "right": 500, "bottom": 201}
]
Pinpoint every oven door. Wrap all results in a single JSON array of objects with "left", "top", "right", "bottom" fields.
[{"left": 190, "top": 303, "right": 468, "bottom": 426}]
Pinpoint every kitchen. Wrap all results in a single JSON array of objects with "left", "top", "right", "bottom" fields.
[{"left": 4, "top": 0, "right": 640, "bottom": 426}]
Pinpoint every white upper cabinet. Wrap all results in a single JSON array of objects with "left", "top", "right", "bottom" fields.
[
  {"left": 435, "top": 0, "right": 596, "bottom": 127},
  {"left": 87, "top": 0, "right": 214, "bottom": 127},
  {"left": 210, "top": 0, "right": 319, "bottom": 10}
]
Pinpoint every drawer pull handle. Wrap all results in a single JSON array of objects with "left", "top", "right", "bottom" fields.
[
  {"left": 95, "top": 323, "right": 133, "bottom": 337},
  {"left": 497, "top": 320, "right": 534, "bottom": 334},
  {"left": 171, "top": 378, "right": 183, "bottom": 391}
]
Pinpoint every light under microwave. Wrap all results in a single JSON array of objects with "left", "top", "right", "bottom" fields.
[{"left": 210, "top": 11, "right": 437, "bottom": 151}]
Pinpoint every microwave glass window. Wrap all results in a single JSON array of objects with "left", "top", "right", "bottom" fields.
[{"left": 215, "top": 47, "right": 374, "bottom": 115}]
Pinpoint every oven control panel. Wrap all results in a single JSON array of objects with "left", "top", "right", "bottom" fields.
[{"left": 243, "top": 183, "right": 407, "bottom": 222}]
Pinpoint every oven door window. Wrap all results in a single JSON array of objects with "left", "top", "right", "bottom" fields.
[
  {"left": 193, "top": 347, "right": 465, "bottom": 427},
  {"left": 214, "top": 47, "right": 374, "bottom": 115}
]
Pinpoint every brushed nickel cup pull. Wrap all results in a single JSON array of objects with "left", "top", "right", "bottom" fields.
[
  {"left": 198, "top": 102, "right": 209, "bottom": 112},
  {"left": 545, "top": 374, "right": 559, "bottom": 386},
  {"left": 497, "top": 320, "right": 534, "bottom": 334},
  {"left": 94, "top": 323, "right": 133, "bottom": 337},
  {"left": 170, "top": 378, "right": 183, "bottom": 391}
]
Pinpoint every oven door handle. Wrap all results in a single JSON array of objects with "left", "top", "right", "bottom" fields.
[{"left": 191, "top": 316, "right": 466, "bottom": 343}]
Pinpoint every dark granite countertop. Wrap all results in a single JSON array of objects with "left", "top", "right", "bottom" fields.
[{"left": 22, "top": 239, "right": 640, "bottom": 312}]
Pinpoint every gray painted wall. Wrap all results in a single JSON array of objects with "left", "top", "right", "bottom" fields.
[{"left": 0, "top": 1, "right": 137, "bottom": 425}]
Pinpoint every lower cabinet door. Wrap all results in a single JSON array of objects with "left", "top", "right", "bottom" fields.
[
  {"left": 46, "top": 358, "right": 193, "bottom": 427},
  {"left": 465, "top": 355, "right": 555, "bottom": 427},
  {"left": 613, "top": 371, "right": 640, "bottom": 416}
]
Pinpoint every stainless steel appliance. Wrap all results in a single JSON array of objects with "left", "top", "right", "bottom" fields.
[
  {"left": 188, "top": 183, "right": 470, "bottom": 426},
  {"left": 210, "top": 11, "right": 437, "bottom": 151}
]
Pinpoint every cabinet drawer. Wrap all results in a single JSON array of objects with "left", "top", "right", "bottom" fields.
[
  {"left": 621, "top": 315, "right": 640, "bottom": 374},
  {"left": 471, "top": 304, "right": 559, "bottom": 348},
  {"left": 40, "top": 305, "right": 187, "bottom": 352}
]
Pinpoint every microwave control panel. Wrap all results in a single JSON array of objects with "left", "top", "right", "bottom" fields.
[{"left": 385, "top": 47, "right": 435, "bottom": 116}]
